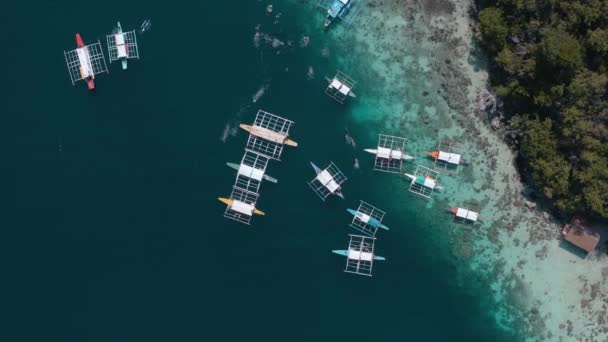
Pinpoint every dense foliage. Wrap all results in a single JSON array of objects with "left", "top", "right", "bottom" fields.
[{"left": 478, "top": 0, "right": 608, "bottom": 218}]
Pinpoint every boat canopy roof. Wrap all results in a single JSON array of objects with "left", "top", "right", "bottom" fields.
[
  {"left": 347, "top": 249, "right": 373, "bottom": 261},
  {"left": 64, "top": 41, "right": 108, "bottom": 85},
  {"left": 230, "top": 200, "right": 255, "bottom": 216},
  {"left": 416, "top": 176, "right": 436, "bottom": 189},
  {"left": 238, "top": 163, "right": 265, "bottom": 181},
  {"left": 438, "top": 151, "right": 461, "bottom": 164},
  {"left": 456, "top": 208, "right": 478, "bottom": 221},
  {"left": 330, "top": 78, "right": 351, "bottom": 95},
  {"left": 317, "top": 169, "right": 340, "bottom": 193},
  {"left": 377, "top": 146, "right": 402, "bottom": 159}
]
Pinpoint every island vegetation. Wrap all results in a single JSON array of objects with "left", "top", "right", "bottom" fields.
[{"left": 477, "top": 0, "right": 608, "bottom": 218}]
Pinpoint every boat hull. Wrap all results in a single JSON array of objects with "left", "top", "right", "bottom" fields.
[
  {"left": 240, "top": 124, "right": 298, "bottom": 147},
  {"left": 332, "top": 250, "right": 385, "bottom": 260},
  {"left": 365, "top": 148, "right": 414, "bottom": 160}
]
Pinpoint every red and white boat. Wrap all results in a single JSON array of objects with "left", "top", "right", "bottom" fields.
[
  {"left": 64, "top": 34, "right": 108, "bottom": 90},
  {"left": 76, "top": 34, "right": 95, "bottom": 89}
]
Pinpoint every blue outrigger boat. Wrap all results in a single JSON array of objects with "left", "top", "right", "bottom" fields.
[
  {"left": 347, "top": 208, "right": 390, "bottom": 231},
  {"left": 324, "top": 0, "right": 354, "bottom": 29}
]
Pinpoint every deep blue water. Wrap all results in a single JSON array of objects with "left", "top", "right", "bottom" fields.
[{"left": 2, "top": 1, "right": 520, "bottom": 341}]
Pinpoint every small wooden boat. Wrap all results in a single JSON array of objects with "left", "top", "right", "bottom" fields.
[{"left": 240, "top": 124, "right": 298, "bottom": 147}]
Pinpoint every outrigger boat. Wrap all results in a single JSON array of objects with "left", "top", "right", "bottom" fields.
[
  {"left": 404, "top": 173, "right": 443, "bottom": 191},
  {"left": 64, "top": 34, "right": 108, "bottom": 90},
  {"left": 107, "top": 22, "right": 139, "bottom": 70},
  {"left": 218, "top": 198, "right": 265, "bottom": 216},
  {"left": 77, "top": 34, "right": 95, "bottom": 90},
  {"left": 325, "top": 71, "right": 356, "bottom": 104},
  {"left": 324, "top": 0, "right": 354, "bottom": 29},
  {"left": 333, "top": 234, "right": 384, "bottom": 276},
  {"left": 425, "top": 141, "right": 467, "bottom": 174},
  {"left": 448, "top": 207, "right": 486, "bottom": 222},
  {"left": 310, "top": 162, "right": 345, "bottom": 199},
  {"left": 347, "top": 208, "right": 389, "bottom": 231},
  {"left": 226, "top": 162, "right": 278, "bottom": 183},
  {"left": 75, "top": 34, "right": 95, "bottom": 90},
  {"left": 240, "top": 124, "right": 298, "bottom": 147}
]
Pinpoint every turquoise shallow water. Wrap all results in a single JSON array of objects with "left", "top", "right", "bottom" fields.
[{"left": 3, "top": 1, "right": 522, "bottom": 341}]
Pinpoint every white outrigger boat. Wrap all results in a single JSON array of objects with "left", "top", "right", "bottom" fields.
[
  {"left": 333, "top": 234, "right": 384, "bottom": 276},
  {"left": 325, "top": 71, "right": 356, "bottom": 104},
  {"left": 366, "top": 134, "right": 413, "bottom": 174},
  {"left": 364, "top": 148, "right": 414, "bottom": 161},
  {"left": 308, "top": 162, "right": 347, "bottom": 201},
  {"left": 106, "top": 22, "right": 139, "bottom": 70}
]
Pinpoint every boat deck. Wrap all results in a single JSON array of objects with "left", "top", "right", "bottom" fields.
[
  {"left": 64, "top": 41, "right": 108, "bottom": 85},
  {"left": 107, "top": 29, "right": 139, "bottom": 62}
]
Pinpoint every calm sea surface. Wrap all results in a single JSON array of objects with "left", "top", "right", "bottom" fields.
[{"left": 3, "top": 1, "right": 519, "bottom": 341}]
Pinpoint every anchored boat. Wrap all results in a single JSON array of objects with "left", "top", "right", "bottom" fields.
[
  {"left": 242, "top": 110, "right": 298, "bottom": 161},
  {"left": 347, "top": 208, "right": 389, "bottom": 231},
  {"left": 64, "top": 34, "right": 108, "bottom": 90},
  {"left": 425, "top": 140, "right": 467, "bottom": 173},
  {"left": 107, "top": 22, "right": 139, "bottom": 70},
  {"left": 448, "top": 207, "right": 486, "bottom": 224},
  {"left": 308, "top": 161, "right": 347, "bottom": 200},
  {"left": 405, "top": 173, "right": 443, "bottom": 191},
  {"left": 324, "top": 0, "right": 354, "bottom": 29},
  {"left": 333, "top": 234, "right": 385, "bottom": 277}
]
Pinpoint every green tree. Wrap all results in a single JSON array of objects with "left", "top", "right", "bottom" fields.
[
  {"left": 566, "top": 69, "right": 608, "bottom": 106},
  {"left": 479, "top": 7, "right": 509, "bottom": 52},
  {"left": 512, "top": 115, "right": 571, "bottom": 200},
  {"left": 587, "top": 29, "right": 608, "bottom": 55},
  {"left": 540, "top": 28, "right": 584, "bottom": 70}
]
